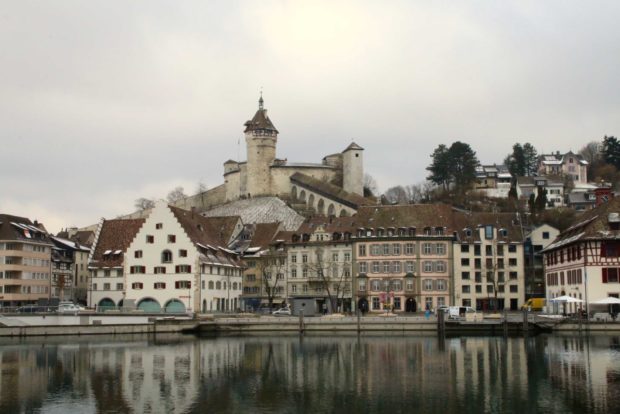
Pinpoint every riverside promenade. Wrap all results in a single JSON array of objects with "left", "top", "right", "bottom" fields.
[{"left": 1, "top": 312, "right": 619, "bottom": 337}]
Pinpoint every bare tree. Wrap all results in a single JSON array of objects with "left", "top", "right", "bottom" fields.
[
  {"left": 383, "top": 185, "right": 408, "bottom": 204},
  {"left": 166, "top": 186, "right": 187, "bottom": 203},
  {"left": 404, "top": 184, "right": 424, "bottom": 204},
  {"left": 363, "top": 174, "right": 378, "bottom": 197},
  {"left": 306, "top": 247, "right": 352, "bottom": 313},
  {"left": 196, "top": 181, "right": 208, "bottom": 193},
  {"left": 256, "top": 247, "right": 287, "bottom": 309},
  {"left": 134, "top": 197, "right": 155, "bottom": 210}
]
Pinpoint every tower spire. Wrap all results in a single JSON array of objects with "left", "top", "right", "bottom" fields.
[{"left": 258, "top": 89, "right": 264, "bottom": 110}]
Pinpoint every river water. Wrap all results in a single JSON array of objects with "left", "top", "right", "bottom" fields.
[{"left": 0, "top": 333, "right": 618, "bottom": 413}]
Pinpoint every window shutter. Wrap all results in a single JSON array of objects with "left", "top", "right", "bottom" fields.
[
  {"left": 188, "top": 266, "right": 191, "bottom": 273},
  {"left": 603, "top": 268, "right": 608, "bottom": 283},
  {"left": 601, "top": 242, "right": 607, "bottom": 258},
  {"left": 175, "top": 265, "right": 179, "bottom": 273}
]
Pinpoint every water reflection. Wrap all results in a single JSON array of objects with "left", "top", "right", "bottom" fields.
[{"left": 0, "top": 334, "right": 618, "bottom": 413}]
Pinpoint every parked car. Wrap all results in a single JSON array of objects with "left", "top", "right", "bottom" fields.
[
  {"left": 272, "top": 307, "right": 292, "bottom": 316},
  {"left": 448, "top": 306, "right": 477, "bottom": 320},
  {"left": 17, "top": 305, "right": 49, "bottom": 313},
  {"left": 57, "top": 302, "right": 81, "bottom": 314}
]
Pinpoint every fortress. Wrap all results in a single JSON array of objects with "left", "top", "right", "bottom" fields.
[{"left": 173, "top": 95, "right": 370, "bottom": 218}]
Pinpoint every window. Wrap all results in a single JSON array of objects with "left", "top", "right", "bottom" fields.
[
  {"left": 405, "top": 261, "right": 415, "bottom": 273},
  {"left": 392, "top": 261, "right": 401, "bottom": 273},
  {"left": 157, "top": 250, "right": 173, "bottom": 265},
  {"left": 371, "top": 280, "right": 382, "bottom": 291},
  {"left": 134, "top": 250, "right": 143, "bottom": 258},
  {"left": 462, "top": 285, "right": 470, "bottom": 293},
  {"left": 154, "top": 282, "right": 166, "bottom": 290},
  {"left": 132, "top": 282, "right": 143, "bottom": 290},
  {"left": 474, "top": 245, "right": 481, "bottom": 256},
  {"left": 436, "top": 279, "right": 446, "bottom": 291},
  {"left": 485, "top": 245, "right": 493, "bottom": 256},
  {"left": 497, "top": 245, "right": 504, "bottom": 256},
  {"left": 423, "top": 243, "right": 433, "bottom": 255},
  {"left": 509, "top": 271, "right": 518, "bottom": 280},
  {"left": 436, "top": 244, "right": 446, "bottom": 255},
  {"left": 344, "top": 253, "right": 351, "bottom": 262},
  {"left": 461, "top": 244, "right": 470, "bottom": 253},
  {"left": 391, "top": 280, "right": 402, "bottom": 291},
  {"left": 370, "top": 244, "right": 381, "bottom": 256},
  {"left": 175, "top": 265, "right": 191, "bottom": 273},
  {"left": 423, "top": 261, "right": 433, "bottom": 272},
  {"left": 393, "top": 244, "right": 401, "bottom": 255},
  {"left": 372, "top": 262, "right": 380, "bottom": 273},
  {"left": 461, "top": 258, "right": 470, "bottom": 266},
  {"left": 302, "top": 254, "right": 308, "bottom": 263},
  {"left": 333, "top": 253, "right": 339, "bottom": 262},
  {"left": 485, "top": 225, "right": 493, "bottom": 240},
  {"left": 168, "top": 235, "right": 176, "bottom": 243},
  {"left": 156, "top": 223, "right": 163, "bottom": 229},
  {"left": 154, "top": 266, "right": 166, "bottom": 274},
  {"left": 359, "top": 262, "right": 368, "bottom": 273},
  {"left": 508, "top": 245, "right": 517, "bottom": 253},
  {"left": 92, "top": 283, "right": 98, "bottom": 291},
  {"left": 291, "top": 284, "right": 297, "bottom": 293},
  {"left": 104, "top": 270, "right": 111, "bottom": 277},
  {"left": 405, "top": 243, "right": 415, "bottom": 255},
  {"left": 393, "top": 297, "right": 401, "bottom": 310},
  {"left": 509, "top": 258, "right": 517, "bottom": 267},
  {"left": 179, "top": 249, "right": 187, "bottom": 257},
  {"left": 602, "top": 268, "right": 619, "bottom": 283},
  {"left": 487, "top": 284, "right": 494, "bottom": 293},
  {"left": 358, "top": 281, "right": 366, "bottom": 291},
  {"left": 291, "top": 268, "right": 297, "bottom": 278},
  {"left": 423, "top": 279, "right": 433, "bottom": 290},
  {"left": 509, "top": 285, "right": 518, "bottom": 293},
  {"left": 103, "top": 283, "right": 110, "bottom": 290},
  {"left": 542, "top": 232, "right": 550, "bottom": 239},
  {"left": 475, "top": 285, "right": 482, "bottom": 293},
  {"left": 175, "top": 281, "right": 191, "bottom": 289},
  {"left": 358, "top": 245, "right": 367, "bottom": 257},
  {"left": 208, "top": 281, "right": 214, "bottom": 289},
  {"left": 425, "top": 297, "right": 433, "bottom": 310},
  {"left": 435, "top": 261, "right": 446, "bottom": 273},
  {"left": 372, "top": 297, "right": 380, "bottom": 310},
  {"left": 383, "top": 261, "right": 390, "bottom": 273},
  {"left": 130, "top": 266, "right": 146, "bottom": 274},
  {"left": 382, "top": 244, "right": 390, "bottom": 255},
  {"left": 146, "top": 235, "right": 154, "bottom": 244}
]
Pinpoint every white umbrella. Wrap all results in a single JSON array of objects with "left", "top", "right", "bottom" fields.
[
  {"left": 591, "top": 297, "right": 620, "bottom": 305},
  {"left": 550, "top": 295, "right": 584, "bottom": 303}
]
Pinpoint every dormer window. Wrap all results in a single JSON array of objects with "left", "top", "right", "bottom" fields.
[
  {"left": 465, "top": 229, "right": 472, "bottom": 237},
  {"left": 423, "top": 227, "right": 432, "bottom": 236},
  {"left": 409, "top": 228, "right": 416, "bottom": 237},
  {"left": 377, "top": 228, "right": 384, "bottom": 237},
  {"left": 499, "top": 229, "right": 508, "bottom": 237},
  {"left": 156, "top": 223, "right": 163, "bottom": 229},
  {"left": 435, "top": 227, "right": 444, "bottom": 236}
]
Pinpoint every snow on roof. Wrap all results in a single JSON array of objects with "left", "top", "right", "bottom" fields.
[{"left": 202, "top": 197, "right": 304, "bottom": 231}]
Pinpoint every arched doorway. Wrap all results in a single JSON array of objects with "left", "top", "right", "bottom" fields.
[
  {"left": 317, "top": 199, "right": 325, "bottom": 215},
  {"left": 300, "top": 190, "right": 306, "bottom": 202},
  {"left": 358, "top": 298, "right": 369, "bottom": 314},
  {"left": 164, "top": 299, "right": 186, "bottom": 313},
  {"left": 98, "top": 298, "right": 116, "bottom": 311},
  {"left": 327, "top": 203, "right": 335, "bottom": 216},
  {"left": 291, "top": 186, "right": 298, "bottom": 200},
  {"left": 339, "top": 209, "right": 348, "bottom": 217},
  {"left": 405, "top": 298, "right": 417, "bottom": 312},
  {"left": 137, "top": 298, "right": 161, "bottom": 313}
]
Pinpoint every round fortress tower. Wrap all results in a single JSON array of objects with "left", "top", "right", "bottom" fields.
[{"left": 244, "top": 94, "right": 278, "bottom": 197}]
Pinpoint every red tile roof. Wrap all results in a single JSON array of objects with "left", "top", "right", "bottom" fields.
[{"left": 90, "top": 219, "right": 145, "bottom": 267}]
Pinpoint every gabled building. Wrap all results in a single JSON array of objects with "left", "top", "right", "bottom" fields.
[
  {"left": 50, "top": 236, "right": 91, "bottom": 303},
  {"left": 542, "top": 195, "right": 620, "bottom": 314},
  {"left": 516, "top": 176, "right": 565, "bottom": 208},
  {"left": 537, "top": 151, "right": 588, "bottom": 184},
  {"left": 88, "top": 218, "right": 145, "bottom": 309},
  {"left": 231, "top": 222, "right": 285, "bottom": 311},
  {"left": 0, "top": 214, "right": 53, "bottom": 307},
  {"left": 124, "top": 202, "right": 244, "bottom": 313}
]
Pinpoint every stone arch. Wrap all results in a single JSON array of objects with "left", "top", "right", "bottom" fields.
[
  {"left": 308, "top": 194, "right": 315, "bottom": 208},
  {"left": 317, "top": 198, "right": 325, "bottom": 215},
  {"left": 339, "top": 209, "right": 348, "bottom": 217},
  {"left": 299, "top": 190, "right": 307, "bottom": 202},
  {"left": 291, "top": 186, "right": 298, "bottom": 200},
  {"left": 164, "top": 299, "right": 186, "bottom": 313},
  {"left": 98, "top": 298, "right": 116, "bottom": 310},
  {"left": 137, "top": 297, "right": 161, "bottom": 313},
  {"left": 327, "top": 203, "right": 335, "bottom": 216},
  {"left": 202, "top": 299, "right": 207, "bottom": 313}
]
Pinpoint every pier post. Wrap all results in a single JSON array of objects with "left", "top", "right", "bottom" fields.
[
  {"left": 503, "top": 308, "right": 508, "bottom": 336},
  {"left": 437, "top": 308, "right": 445, "bottom": 336},
  {"left": 522, "top": 308, "right": 528, "bottom": 334},
  {"left": 299, "top": 309, "right": 305, "bottom": 334},
  {"left": 357, "top": 310, "right": 361, "bottom": 334}
]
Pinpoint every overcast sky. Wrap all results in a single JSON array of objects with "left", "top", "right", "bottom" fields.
[{"left": 1, "top": 1, "right": 619, "bottom": 233}]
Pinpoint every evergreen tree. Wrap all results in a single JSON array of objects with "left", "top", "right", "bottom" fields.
[
  {"left": 535, "top": 186, "right": 547, "bottom": 210},
  {"left": 528, "top": 193, "right": 536, "bottom": 213},
  {"left": 448, "top": 141, "right": 479, "bottom": 193},
  {"left": 504, "top": 143, "right": 526, "bottom": 177},
  {"left": 602, "top": 135, "right": 620, "bottom": 169},
  {"left": 522, "top": 143, "right": 538, "bottom": 176},
  {"left": 426, "top": 144, "right": 451, "bottom": 190}
]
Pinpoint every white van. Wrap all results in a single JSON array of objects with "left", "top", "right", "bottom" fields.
[{"left": 448, "top": 306, "right": 477, "bottom": 321}]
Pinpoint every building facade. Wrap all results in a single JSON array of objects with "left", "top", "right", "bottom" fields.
[
  {"left": 524, "top": 224, "right": 559, "bottom": 299},
  {"left": 0, "top": 215, "right": 53, "bottom": 307}
]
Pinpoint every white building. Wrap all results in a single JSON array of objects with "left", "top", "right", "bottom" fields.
[
  {"left": 516, "top": 176, "right": 565, "bottom": 208},
  {"left": 543, "top": 196, "right": 620, "bottom": 314},
  {"left": 124, "top": 201, "right": 244, "bottom": 313}
]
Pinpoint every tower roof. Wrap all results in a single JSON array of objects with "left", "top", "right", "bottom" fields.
[{"left": 244, "top": 95, "right": 278, "bottom": 134}]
